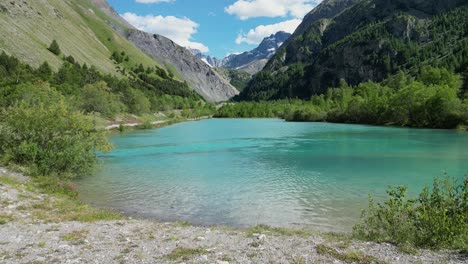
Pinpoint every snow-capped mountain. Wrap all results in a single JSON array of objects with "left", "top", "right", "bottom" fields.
[{"left": 190, "top": 31, "right": 291, "bottom": 74}]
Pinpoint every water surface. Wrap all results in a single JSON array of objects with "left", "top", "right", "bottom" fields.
[{"left": 77, "top": 119, "right": 468, "bottom": 232}]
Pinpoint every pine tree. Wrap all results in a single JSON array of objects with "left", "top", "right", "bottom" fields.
[
  {"left": 37, "top": 61, "right": 52, "bottom": 79},
  {"left": 462, "top": 64, "right": 468, "bottom": 98},
  {"left": 48, "top": 40, "right": 61, "bottom": 56}
]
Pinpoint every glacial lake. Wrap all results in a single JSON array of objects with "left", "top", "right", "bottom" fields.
[{"left": 77, "top": 119, "right": 468, "bottom": 232}]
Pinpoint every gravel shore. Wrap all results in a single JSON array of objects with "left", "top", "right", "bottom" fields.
[{"left": 1, "top": 168, "right": 466, "bottom": 264}]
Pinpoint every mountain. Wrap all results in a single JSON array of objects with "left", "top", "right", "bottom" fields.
[
  {"left": 189, "top": 49, "right": 225, "bottom": 68},
  {"left": 224, "top": 31, "right": 291, "bottom": 73},
  {"left": 0, "top": 0, "right": 237, "bottom": 102},
  {"left": 213, "top": 67, "right": 252, "bottom": 92},
  {"left": 240, "top": 0, "right": 468, "bottom": 101},
  {"left": 191, "top": 31, "right": 291, "bottom": 75},
  {"left": 0, "top": 0, "right": 155, "bottom": 74},
  {"left": 126, "top": 31, "right": 238, "bottom": 102}
]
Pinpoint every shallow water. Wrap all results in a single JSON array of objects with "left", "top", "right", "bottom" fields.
[{"left": 77, "top": 119, "right": 468, "bottom": 232}]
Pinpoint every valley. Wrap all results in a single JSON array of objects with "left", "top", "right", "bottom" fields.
[{"left": 0, "top": 0, "right": 467, "bottom": 263}]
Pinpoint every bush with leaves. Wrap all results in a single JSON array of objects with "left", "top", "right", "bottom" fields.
[
  {"left": 353, "top": 176, "right": 468, "bottom": 250},
  {"left": 79, "top": 81, "right": 124, "bottom": 117},
  {"left": 0, "top": 101, "right": 112, "bottom": 178}
]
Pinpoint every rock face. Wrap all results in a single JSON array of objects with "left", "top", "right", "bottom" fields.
[
  {"left": 189, "top": 49, "right": 225, "bottom": 68},
  {"left": 284, "top": 0, "right": 360, "bottom": 47},
  {"left": 127, "top": 30, "right": 239, "bottom": 102},
  {"left": 224, "top": 31, "right": 291, "bottom": 71},
  {"left": 191, "top": 31, "right": 291, "bottom": 75},
  {"left": 89, "top": 0, "right": 239, "bottom": 102},
  {"left": 89, "top": 0, "right": 135, "bottom": 30}
]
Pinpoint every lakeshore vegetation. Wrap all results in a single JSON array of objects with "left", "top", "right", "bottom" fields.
[
  {"left": 1, "top": 41, "right": 467, "bottom": 253},
  {"left": 217, "top": 67, "right": 468, "bottom": 129}
]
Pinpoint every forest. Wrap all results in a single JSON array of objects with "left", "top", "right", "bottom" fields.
[
  {"left": 239, "top": 5, "right": 468, "bottom": 101},
  {"left": 0, "top": 48, "right": 214, "bottom": 178},
  {"left": 217, "top": 68, "right": 468, "bottom": 129}
]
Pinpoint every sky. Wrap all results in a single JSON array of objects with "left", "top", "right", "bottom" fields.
[{"left": 107, "top": 0, "right": 321, "bottom": 58}]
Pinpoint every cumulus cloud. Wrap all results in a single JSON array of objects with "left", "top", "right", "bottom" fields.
[
  {"left": 122, "top": 13, "right": 209, "bottom": 52},
  {"left": 236, "top": 19, "right": 302, "bottom": 45},
  {"left": 135, "top": 0, "right": 175, "bottom": 3},
  {"left": 225, "top": 0, "right": 317, "bottom": 20}
]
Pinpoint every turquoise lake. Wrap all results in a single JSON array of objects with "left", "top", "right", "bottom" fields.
[{"left": 77, "top": 119, "right": 468, "bottom": 232}]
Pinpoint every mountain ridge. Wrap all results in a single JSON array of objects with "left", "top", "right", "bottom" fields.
[
  {"left": 240, "top": 0, "right": 468, "bottom": 101},
  {"left": 0, "top": 0, "right": 238, "bottom": 103},
  {"left": 90, "top": 0, "right": 239, "bottom": 102},
  {"left": 191, "top": 31, "right": 291, "bottom": 75}
]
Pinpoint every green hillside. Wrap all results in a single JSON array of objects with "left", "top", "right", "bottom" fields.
[
  {"left": 240, "top": 0, "right": 468, "bottom": 101},
  {"left": 0, "top": 0, "right": 159, "bottom": 74}
]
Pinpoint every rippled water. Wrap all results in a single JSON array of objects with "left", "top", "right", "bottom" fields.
[{"left": 77, "top": 119, "right": 468, "bottom": 232}]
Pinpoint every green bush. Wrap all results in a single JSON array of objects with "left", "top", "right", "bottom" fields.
[
  {"left": 353, "top": 176, "right": 468, "bottom": 250},
  {"left": 0, "top": 101, "right": 112, "bottom": 178},
  {"left": 48, "top": 40, "right": 61, "bottom": 56},
  {"left": 79, "top": 81, "right": 124, "bottom": 117}
]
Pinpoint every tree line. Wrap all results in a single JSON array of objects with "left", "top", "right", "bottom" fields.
[{"left": 217, "top": 67, "right": 468, "bottom": 129}]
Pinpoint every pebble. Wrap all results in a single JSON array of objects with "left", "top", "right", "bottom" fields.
[{"left": 0, "top": 166, "right": 462, "bottom": 264}]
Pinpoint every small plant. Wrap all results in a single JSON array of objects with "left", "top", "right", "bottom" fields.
[
  {"left": 0, "top": 214, "right": 14, "bottom": 225},
  {"left": 316, "top": 244, "right": 387, "bottom": 264},
  {"left": 118, "top": 123, "right": 126, "bottom": 132},
  {"left": 48, "top": 40, "right": 61, "bottom": 56},
  {"left": 165, "top": 247, "right": 207, "bottom": 261},
  {"left": 38, "top": 241, "right": 46, "bottom": 248},
  {"left": 136, "top": 121, "right": 153, "bottom": 130},
  {"left": 62, "top": 230, "right": 88, "bottom": 245},
  {"left": 353, "top": 176, "right": 468, "bottom": 250}
]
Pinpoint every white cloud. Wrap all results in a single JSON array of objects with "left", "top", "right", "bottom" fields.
[
  {"left": 135, "top": 0, "right": 175, "bottom": 3},
  {"left": 225, "top": 0, "right": 317, "bottom": 20},
  {"left": 122, "top": 13, "right": 209, "bottom": 52},
  {"left": 236, "top": 19, "right": 302, "bottom": 45}
]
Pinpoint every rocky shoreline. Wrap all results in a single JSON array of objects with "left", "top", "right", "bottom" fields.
[{"left": 0, "top": 168, "right": 466, "bottom": 264}]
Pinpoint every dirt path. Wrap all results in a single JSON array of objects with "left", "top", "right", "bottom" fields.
[{"left": 105, "top": 120, "right": 168, "bottom": 130}]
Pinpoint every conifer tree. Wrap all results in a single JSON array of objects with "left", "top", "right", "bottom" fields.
[{"left": 48, "top": 40, "right": 61, "bottom": 56}]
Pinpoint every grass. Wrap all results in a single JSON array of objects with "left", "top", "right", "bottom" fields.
[
  {"left": 173, "top": 221, "right": 192, "bottom": 227},
  {"left": 246, "top": 224, "right": 313, "bottom": 237},
  {"left": 62, "top": 230, "right": 88, "bottom": 245},
  {"left": 0, "top": 0, "right": 168, "bottom": 77},
  {"left": 0, "top": 214, "right": 14, "bottom": 225},
  {"left": 0, "top": 172, "right": 122, "bottom": 223},
  {"left": 291, "top": 256, "right": 306, "bottom": 264},
  {"left": 0, "top": 175, "right": 22, "bottom": 188},
  {"left": 165, "top": 247, "right": 208, "bottom": 261},
  {"left": 316, "top": 244, "right": 388, "bottom": 264}
]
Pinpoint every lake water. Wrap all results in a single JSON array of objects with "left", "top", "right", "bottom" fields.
[{"left": 77, "top": 119, "right": 468, "bottom": 232}]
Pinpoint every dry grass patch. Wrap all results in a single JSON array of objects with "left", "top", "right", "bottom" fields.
[
  {"left": 166, "top": 247, "right": 208, "bottom": 261},
  {"left": 316, "top": 244, "right": 388, "bottom": 264}
]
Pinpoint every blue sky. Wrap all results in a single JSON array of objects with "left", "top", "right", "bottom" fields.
[{"left": 107, "top": 0, "right": 320, "bottom": 58}]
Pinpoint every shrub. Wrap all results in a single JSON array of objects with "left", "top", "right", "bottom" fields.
[
  {"left": 353, "top": 176, "right": 468, "bottom": 250},
  {"left": 48, "top": 40, "right": 61, "bottom": 56},
  {"left": 0, "top": 101, "right": 112, "bottom": 178},
  {"left": 79, "top": 81, "right": 124, "bottom": 117}
]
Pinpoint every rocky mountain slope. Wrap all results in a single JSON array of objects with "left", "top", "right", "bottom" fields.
[
  {"left": 89, "top": 0, "right": 238, "bottom": 102},
  {"left": 192, "top": 31, "right": 291, "bottom": 75},
  {"left": 126, "top": 30, "right": 238, "bottom": 102},
  {"left": 224, "top": 31, "right": 291, "bottom": 73},
  {"left": 0, "top": 0, "right": 237, "bottom": 102},
  {"left": 240, "top": 0, "right": 468, "bottom": 100}
]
